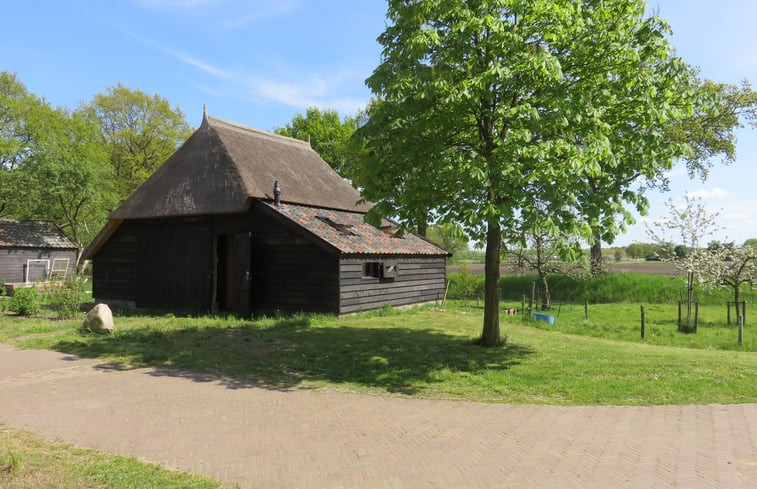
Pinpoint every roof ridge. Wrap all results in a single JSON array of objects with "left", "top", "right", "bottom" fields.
[{"left": 206, "top": 115, "right": 312, "bottom": 149}]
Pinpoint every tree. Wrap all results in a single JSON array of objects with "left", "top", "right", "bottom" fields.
[
  {"left": 0, "top": 72, "right": 113, "bottom": 257},
  {"left": 646, "top": 195, "right": 722, "bottom": 326},
  {"left": 584, "top": 77, "right": 757, "bottom": 275},
  {"left": 356, "top": 0, "right": 698, "bottom": 345},
  {"left": 81, "top": 84, "right": 192, "bottom": 200},
  {"left": 701, "top": 245, "right": 757, "bottom": 308},
  {"left": 426, "top": 222, "right": 468, "bottom": 256},
  {"left": 0, "top": 71, "right": 50, "bottom": 217},
  {"left": 505, "top": 225, "right": 577, "bottom": 311},
  {"left": 20, "top": 111, "right": 113, "bottom": 257},
  {"left": 275, "top": 107, "right": 360, "bottom": 176}
]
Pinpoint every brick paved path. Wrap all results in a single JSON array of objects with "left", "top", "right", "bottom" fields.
[{"left": 1, "top": 343, "right": 756, "bottom": 488}]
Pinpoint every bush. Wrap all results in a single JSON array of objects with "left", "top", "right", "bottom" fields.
[
  {"left": 448, "top": 266, "right": 485, "bottom": 303},
  {"left": 47, "top": 278, "right": 85, "bottom": 319},
  {"left": 9, "top": 287, "right": 41, "bottom": 316}
]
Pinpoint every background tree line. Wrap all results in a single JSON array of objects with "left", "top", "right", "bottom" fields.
[{"left": 0, "top": 72, "right": 192, "bottom": 260}]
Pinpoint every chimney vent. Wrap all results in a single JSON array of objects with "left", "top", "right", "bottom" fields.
[{"left": 273, "top": 181, "right": 281, "bottom": 207}]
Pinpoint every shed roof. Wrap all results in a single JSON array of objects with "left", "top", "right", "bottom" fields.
[
  {"left": 261, "top": 202, "right": 449, "bottom": 256},
  {"left": 110, "top": 111, "right": 370, "bottom": 220},
  {"left": 0, "top": 219, "right": 77, "bottom": 249}
]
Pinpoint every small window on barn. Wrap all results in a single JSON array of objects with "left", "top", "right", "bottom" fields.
[
  {"left": 362, "top": 261, "right": 398, "bottom": 280},
  {"left": 363, "top": 262, "right": 381, "bottom": 278},
  {"left": 316, "top": 216, "right": 356, "bottom": 236}
]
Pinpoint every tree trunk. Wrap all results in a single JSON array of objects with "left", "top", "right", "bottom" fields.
[
  {"left": 416, "top": 221, "right": 427, "bottom": 238},
  {"left": 590, "top": 234, "right": 603, "bottom": 276},
  {"left": 481, "top": 219, "right": 502, "bottom": 346}
]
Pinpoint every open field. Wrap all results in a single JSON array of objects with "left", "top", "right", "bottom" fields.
[
  {"left": 448, "top": 260, "right": 677, "bottom": 275},
  {"left": 2, "top": 304, "right": 755, "bottom": 406}
]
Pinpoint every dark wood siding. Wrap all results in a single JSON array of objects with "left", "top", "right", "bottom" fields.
[
  {"left": 339, "top": 256, "right": 446, "bottom": 314},
  {"left": 92, "top": 222, "right": 138, "bottom": 302},
  {"left": 136, "top": 222, "right": 212, "bottom": 311},
  {"left": 91, "top": 211, "right": 340, "bottom": 315},
  {"left": 0, "top": 247, "right": 77, "bottom": 284},
  {"left": 247, "top": 211, "right": 339, "bottom": 315}
]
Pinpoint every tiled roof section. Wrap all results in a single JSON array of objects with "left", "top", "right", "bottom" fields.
[
  {"left": 0, "top": 220, "right": 77, "bottom": 249},
  {"left": 265, "top": 202, "right": 448, "bottom": 256}
]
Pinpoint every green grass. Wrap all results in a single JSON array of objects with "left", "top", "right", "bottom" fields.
[
  {"left": 2, "top": 305, "right": 756, "bottom": 405},
  {"left": 0, "top": 425, "right": 232, "bottom": 489},
  {"left": 445, "top": 271, "right": 757, "bottom": 305},
  {"left": 507, "top": 302, "right": 756, "bottom": 351}
]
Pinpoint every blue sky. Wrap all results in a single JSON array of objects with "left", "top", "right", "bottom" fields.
[{"left": 2, "top": 0, "right": 755, "bottom": 247}]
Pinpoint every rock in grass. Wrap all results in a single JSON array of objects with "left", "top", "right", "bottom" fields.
[{"left": 83, "top": 303, "right": 114, "bottom": 334}]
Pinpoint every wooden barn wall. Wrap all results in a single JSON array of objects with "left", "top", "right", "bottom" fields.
[
  {"left": 92, "top": 222, "right": 138, "bottom": 302},
  {"left": 135, "top": 219, "right": 212, "bottom": 311},
  {"left": 243, "top": 212, "right": 339, "bottom": 315},
  {"left": 338, "top": 256, "right": 446, "bottom": 314},
  {"left": 0, "top": 247, "right": 77, "bottom": 284},
  {"left": 92, "top": 211, "right": 340, "bottom": 314}
]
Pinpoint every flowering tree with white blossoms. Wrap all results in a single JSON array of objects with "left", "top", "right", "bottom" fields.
[{"left": 646, "top": 195, "right": 722, "bottom": 326}]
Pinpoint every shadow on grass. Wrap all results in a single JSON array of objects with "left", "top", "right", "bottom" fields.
[{"left": 46, "top": 316, "right": 533, "bottom": 395}]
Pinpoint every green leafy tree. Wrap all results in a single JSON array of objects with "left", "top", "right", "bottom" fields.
[
  {"left": 275, "top": 107, "right": 360, "bottom": 176},
  {"left": 355, "top": 0, "right": 698, "bottom": 345},
  {"left": 0, "top": 72, "right": 113, "bottom": 257},
  {"left": 426, "top": 222, "right": 468, "bottom": 256},
  {"left": 586, "top": 77, "right": 757, "bottom": 275},
  {"left": 20, "top": 110, "right": 113, "bottom": 256},
  {"left": 81, "top": 84, "right": 192, "bottom": 200},
  {"left": 0, "top": 71, "right": 51, "bottom": 217}
]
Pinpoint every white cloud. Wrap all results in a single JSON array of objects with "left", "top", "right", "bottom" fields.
[
  {"left": 125, "top": 31, "right": 233, "bottom": 79},
  {"left": 687, "top": 188, "right": 729, "bottom": 199},
  {"left": 126, "top": 32, "right": 369, "bottom": 114},
  {"left": 246, "top": 71, "right": 367, "bottom": 114}
]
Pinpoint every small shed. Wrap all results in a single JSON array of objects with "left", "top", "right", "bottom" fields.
[
  {"left": 83, "top": 110, "right": 449, "bottom": 316},
  {"left": 0, "top": 219, "right": 78, "bottom": 287}
]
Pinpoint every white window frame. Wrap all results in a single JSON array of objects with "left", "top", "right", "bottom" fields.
[
  {"left": 50, "top": 258, "right": 70, "bottom": 281},
  {"left": 25, "top": 259, "right": 50, "bottom": 284}
]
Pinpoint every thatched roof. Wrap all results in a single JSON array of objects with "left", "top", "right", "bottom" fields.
[
  {"left": 0, "top": 219, "right": 77, "bottom": 249},
  {"left": 110, "top": 111, "right": 370, "bottom": 220}
]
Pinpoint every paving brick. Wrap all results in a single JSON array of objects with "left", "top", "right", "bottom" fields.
[{"left": 1, "top": 343, "right": 755, "bottom": 488}]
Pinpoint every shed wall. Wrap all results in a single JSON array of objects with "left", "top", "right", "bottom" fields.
[
  {"left": 338, "top": 256, "right": 446, "bottom": 314},
  {"left": 92, "top": 211, "right": 340, "bottom": 314},
  {"left": 0, "top": 247, "right": 77, "bottom": 284}
]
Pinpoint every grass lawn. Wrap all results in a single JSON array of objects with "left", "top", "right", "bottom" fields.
[
  {"left": 2, "top": 303, "right": 755, "bottom": 406},
  {"left": 0, "top": 425, "right": 231, "bottom": 489},
  {"left": 501, "top": 301, "right": 757, "bottom": 351}
]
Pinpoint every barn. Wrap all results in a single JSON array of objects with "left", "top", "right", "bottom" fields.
[
  {"left": 83, "top": 110, "right": 449, "bottom": 316},
  {"left": 0, "top": 219, "right": 78, "bottom": 288}
]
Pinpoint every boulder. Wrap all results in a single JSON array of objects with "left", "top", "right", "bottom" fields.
[{"left": 83, "top": 303, "right": 115, "bottom": 334}]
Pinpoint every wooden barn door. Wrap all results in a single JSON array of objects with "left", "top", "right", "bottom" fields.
[{"left": 233, "top": 232, "right": 252, "bottom": 318}]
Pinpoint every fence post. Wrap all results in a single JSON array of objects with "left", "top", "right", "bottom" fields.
[
  {"left": 640, "top": 305, "right": 645, "bottom": 339},
  {"left": 694, "top": 301, "right": 700, "bottom": 332},
  {"left": 584, "top": 301, "right": 588, "bottom": 320},
  {"left": 738, "top": 314, "right": 744, "bottom": 346},
  {"left": 529, "top": 282, "right": 535, "bottom": 315},
  {"left": 678, "top": 301, "right": 682, "bottom": 330},
  {"left": 521, "top": 295, "right": 526, "bottom": 318}
]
